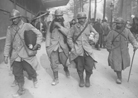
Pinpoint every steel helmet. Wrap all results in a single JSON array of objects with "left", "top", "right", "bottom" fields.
[
  {"left": 10, "top": 9, "right": 21, "bottom": 20},
  {"left": 55, "top": 9, "right": 63, "bottom": 16},
  {"left": 77, "top": 12, "right": 87, "bottom": 19},
  {"left": 114, "top": 17, "right": 125, "bottom": 24}
]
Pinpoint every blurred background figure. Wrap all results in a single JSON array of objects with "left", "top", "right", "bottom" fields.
[
  {"left": 93, "top": 19, "right": 103, "bottom": 50},
  {"left": 130, "top": 16, "right": 138, "bottom": 41},
  {"left": 31, "top": 11, "right": 50, "bottom": 40},
  {"left": 101, "top": 19, "right": 111, "bottom": 48}
]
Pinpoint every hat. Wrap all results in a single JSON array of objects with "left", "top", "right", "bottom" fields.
[
  {"left": 77, "top": 12, "right": 87, "bottom": 19},
  {"left": 55, "top": 9, "right": 63, "bottom": 16},
  {"left": 114, "top": 17, "right": 125, "bottom": 24},
  {"left": 10, "top": 9, "right": 21, "bottom": 20}
]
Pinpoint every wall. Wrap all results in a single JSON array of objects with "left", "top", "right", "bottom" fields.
[{"left": 0, "top": 0, "right": 33, "bottom": 63}]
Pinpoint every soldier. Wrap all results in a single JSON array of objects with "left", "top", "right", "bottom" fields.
[
  {"left": 4, "top": 9, "right": 42, "bottom": 96},
  {"left": 101, "top": 19, "right": 111, "bottom": 48},
  {"left": 46, "top": 9, "right": 70, "bottom": 86},
  {"left": 106, "top": 17, "right": 138, "bottom": 84},
  {"left": 67, "top": 12, "right": 99, "bottom": 87},
  {"left": 130, "top": 17, "right": 138, "bottom": 41},
  {"left": 93, "top": 19, "right": 103, "bottom": 50}
]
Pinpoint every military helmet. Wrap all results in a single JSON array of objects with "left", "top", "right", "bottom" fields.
[
  {"left": 114, "top": 17, "right": 125, "bottom": 24},
  {"left": 55, "top": 9, "right": 63, "bottom": 16},
  {"left": 10, "top": 9, "right": 21, "bottom": 20},
  {"left": 77, "top": 12, "right": 87, "bottom": 19}
]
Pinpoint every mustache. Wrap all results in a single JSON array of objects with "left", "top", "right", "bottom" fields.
[{"left": 54, "top": 17, "right": 64, "bottom": 22}]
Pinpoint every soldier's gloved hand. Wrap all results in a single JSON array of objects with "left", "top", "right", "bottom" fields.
[
  {"left": 4, "top": 56, "right": 8, "bottom": 64},
  {"left": 33, "top": 44, "right": 41, "bottom": 50}
]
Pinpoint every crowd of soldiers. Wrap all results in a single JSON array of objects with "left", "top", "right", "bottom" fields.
[{"left": 3, "top": 9, "right": 138, "bottom": 96}]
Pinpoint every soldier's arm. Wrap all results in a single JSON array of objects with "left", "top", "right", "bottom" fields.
[
  {"left": 57, "top": 22, "right": 70, "bottom": 36},
  {"left": 105, "top": 30, "right": 114, "bottom": 51},
  {"left": 4, "top": 27, "right": 12, "bottom": 57},
  {"left": 128, "top": 29, "right": 138, "bottom": 48},
  {"left": 26, "top": 23, "right": 43, "bottom": 45},
  {"left": 67, "top": 26, "right": 75, "bottom": 49}
]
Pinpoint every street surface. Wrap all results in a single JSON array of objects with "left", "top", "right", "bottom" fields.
[{"left": 0, "top": 42, "right": 138, "bottom": 98}]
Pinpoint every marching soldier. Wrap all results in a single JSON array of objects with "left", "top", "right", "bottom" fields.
[
  {"left": 67, "top": 12, "right": 99, "bottom": 87},
  {"left": 4, "top": 9, "right": 42, "bottom": 96},
  {"left": 46, "top": 9, "right": 70, "bottom": 86},
  {"left": 106, "top": 17, "right": 138, "bottom": 84}
]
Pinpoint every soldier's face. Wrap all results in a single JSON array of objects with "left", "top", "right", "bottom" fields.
[
  {"left": 78, "top": 18, "right": 86, "bottom": 25},
  {"left": 11, "top": 17, "right": 21, "bottom": 25},
  {"left": 55, "top": 15, "right": 64, "bottom": 23},
  {"left": 56, "top": 15, "right": 62, "bottom": 19},
  {"left": 116, "top": 23, "right": 123, "bottom": 29}
]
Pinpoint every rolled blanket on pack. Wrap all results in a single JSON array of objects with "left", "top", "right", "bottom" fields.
[{"left": 24, "top": 30, "right": 40, "bottom": 50}]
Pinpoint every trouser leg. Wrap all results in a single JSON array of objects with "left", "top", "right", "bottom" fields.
[
  {"left": 103, "top": 36, "right": 106, "bottom": 48},
  {"left": 12, "top": 61, "right": 24, "bottom": 95},
  {"left": 99, "top": 34, "right": 103, "bottom": 48},
  {"left": 116, "top": 71, "right": 122, "bottom": 84},
  {"left": 95, "top": 38, "right": 100, "bottom": 50},
  {"left": 50, "top": 51, "right": 59, "bottom": 86},
  {"left": 50, "top": 51, "right": 59, "bottom": 72},
  {"left": 22, "top": 60, "right": 37, "bottom": 80},
  {"left": 84, "top": 55, "right": 95, "bottom": 87},
  {"left": 74, "top": 56, "right": 85, "bottom": 87},
  {"left": 59, "top": 52, "right": 70, "bottom": 77},
  {"left": 22, "top": 60, "right": 37, "bottom": 87}
]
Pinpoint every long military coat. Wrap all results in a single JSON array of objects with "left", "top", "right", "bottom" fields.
[
  {"left": 4, "top": 21, "right": 42, "bottom": 70},
  {"left": 45, "top": 21, "right": 69, "bottom": 58},
  {"left": 106, "top": 28, "right": 138, "bottom": 71},
  {"left": 67, "top": 23, "right": 99, "bottom": 61}
]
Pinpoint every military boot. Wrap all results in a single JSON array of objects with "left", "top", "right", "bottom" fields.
[
  {"left": 116, "top": 71, "right": 122, "bottom": 84},
  {"left": 51, "top": 71, "right": 59, "bottom": 86},
  {"left": 78, "top": 72, "right": 85, "bottom": 87},
  {"left": 17, "top": 83, "right": 25, "bottom": 95},
  {"left": 85, "top": 72, "right": 91, "bottom": 87},
  {"left": 64, "top": 67, "right": 70, "bottom": 77},
  {"left": 33, "top": 78, "right": 38, "bottom": 88}
]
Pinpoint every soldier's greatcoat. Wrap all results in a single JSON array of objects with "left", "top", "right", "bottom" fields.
[
  {"left": 4, "top": 20, "right": 42, "bottom": 69},
  {"left": 67, "top": 23, "right": 99, "bottom": 61},
  {"left": 46, "top": 21, "right": 69, "bottom": 58},
  {"left": 106, "top": 28, "right": 138, "bottom": 71}
]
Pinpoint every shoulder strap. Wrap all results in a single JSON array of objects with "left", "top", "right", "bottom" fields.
[
  {"left": 73, "top": 22, "right": 88, "bottom": 43},
  {"left": 112, "top": 28, "right": 127, "bottom": 44},
  {"left": 11, "top": 26, "right": 20, "bottom": 46},
  {"left": 11, "top": 31, "right": 18, "bottom": 42},
  {"left": 17, "top": 31, "right": 31, "bottom": 56}
]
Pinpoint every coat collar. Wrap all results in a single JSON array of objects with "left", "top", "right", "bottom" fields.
[
  {"left": 76, "top": 22, "right": 86, "bottom": 28},
  {"left": 11, "top": 20, "right": 24, "bottom": 30},
  {"left": 18, "top": 20, "right": 24, "bottom": 29}
]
